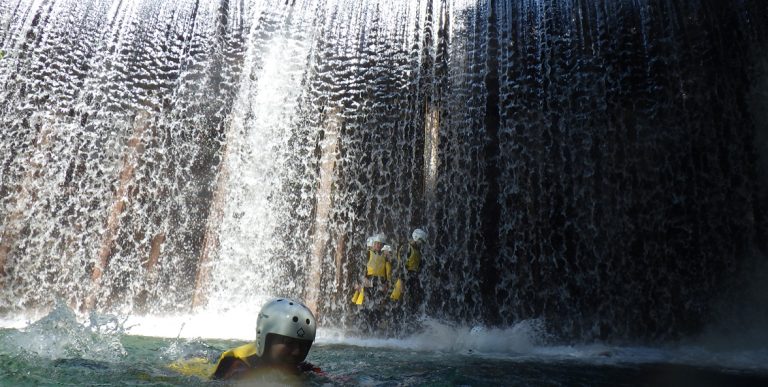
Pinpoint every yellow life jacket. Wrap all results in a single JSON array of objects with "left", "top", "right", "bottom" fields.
[
  {"left": 405, "top": 242, "right": 422, "bottom": 272},
  {"left": 366, "top": 250, "right": 387, "bottom": 277},
  {"left": 209, "top": 342, "right": 320, "bottom": 380},
  {"left": 211, "top": 342, "right": 258, "bottom": 379}
]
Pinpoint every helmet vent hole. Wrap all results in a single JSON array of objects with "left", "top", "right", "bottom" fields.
[
  {"left": 306, "top": 319, "right": 310, "bottom": 325},
  {"left": 277, "top": 299, "right": 283, "bottom": 301},
  {"left": 289, "top": 302, "right": 294, "bottom": 305},
  {"left": 293, "top": 316, "right": 298, "bottom": 322}
]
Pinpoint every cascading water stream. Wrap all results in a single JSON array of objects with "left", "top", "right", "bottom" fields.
[
  {"left": 1, "top": 0, "right": 767, "bottom": 345},
  {"left": 0, "top": 0, "right": 248, "bottom": 315}
]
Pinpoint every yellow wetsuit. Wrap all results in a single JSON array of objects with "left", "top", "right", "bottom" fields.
[{"left": 405, "top": 242, "right": 422, "bottom": 272}]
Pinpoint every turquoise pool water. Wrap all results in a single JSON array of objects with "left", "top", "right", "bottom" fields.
[{"left": 1, "top": 306, "right": 767, "bottom": 386}]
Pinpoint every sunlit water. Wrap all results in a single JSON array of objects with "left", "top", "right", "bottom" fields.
[{"left": 1, "top": 306, "right": 767, "bottom": 386}]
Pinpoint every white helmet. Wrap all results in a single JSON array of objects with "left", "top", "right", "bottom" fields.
[
  {"left": 255, "top": 298, "right": 316, "bottom": 357},
  {"left": 366, "top": 236, "right": 374, "bottom": 249},
  {"left": 412, "top": 228, "right": 427, "bottom": 243},
  {"left": 382, "top": 244, "right": 392, "bottom": 253},
  {"left": 373, "top": 233, "right": 387, "bottom": 244}
]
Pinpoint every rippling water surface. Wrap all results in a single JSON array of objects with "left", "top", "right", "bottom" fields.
[{"left": 1, "top": 307, "right": 768, "bottom": 386}]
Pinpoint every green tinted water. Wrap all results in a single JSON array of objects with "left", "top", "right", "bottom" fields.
[
  {"left": 1, "top": 306, "right": 767, "bottom": 386},
  {"left": 3, "top": 330, "right": 768, "bottom": 386}
]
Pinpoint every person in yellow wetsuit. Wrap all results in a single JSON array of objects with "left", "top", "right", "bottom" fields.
[
  {"left": 364, "top": 233, "right": 391, "bottom": 302},
  {"left": 366, "top": 235, "right": 387, "bottom": 279},
  {"left": 352, "top": 235, "right": 374, "bottom": 304},
  {"left": 398, "top": 228, "right": 427, "bottom": 310},
  {"left": 211, "top": 298, "right": 323, "bottom": 381},
  {"left": 353, "top": 233, "right": 392, "bottom": 305},
  {"left": 387, "top": 243, "right": 404, "bottom": 301},
  {"left": 353, "top": 233, "right": 396, "bottom": 331}
]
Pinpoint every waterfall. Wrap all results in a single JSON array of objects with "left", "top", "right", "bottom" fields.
[
  {"left": 0, "top": 0, "right": 248, "bottom": 314},
  {"left": 1, "top": 0, "right": 767, "bottom": 342}
]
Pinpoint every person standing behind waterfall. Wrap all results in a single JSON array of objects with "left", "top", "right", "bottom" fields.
[
  {"left": 351, "top": 233, "right": 392, "bottom": 331},
  {"left": 399, "top": 229, "right": 427, "bottom": 311},
  {"left": 365, "top": 233, "right": 391, "bottom": 301},
  {"left": 352, "top": 236, "right": 375, "bottom": 304}
]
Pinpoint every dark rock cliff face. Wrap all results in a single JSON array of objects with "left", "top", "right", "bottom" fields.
[{"left": 1, "top": 0, "right": 766, "bottom": 342}]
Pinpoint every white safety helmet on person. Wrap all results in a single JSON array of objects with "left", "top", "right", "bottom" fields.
[
  {"left": 255, "top": 298, "right": 317, "bottom": 357},
  {"left": 412, "top": 228, "right": 427, "bottom": 243}
]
